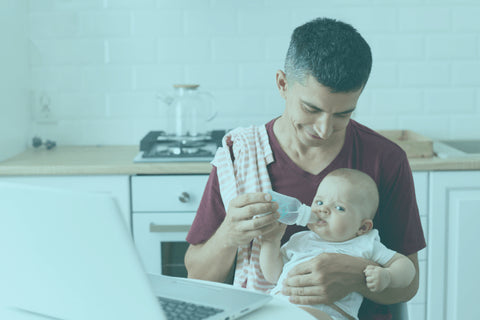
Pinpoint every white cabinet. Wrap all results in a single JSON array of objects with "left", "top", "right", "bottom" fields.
[
  {"left": 131, "top": 174, "right": 209, "bottom": 276},
  {"left": 0, "top": 175, "right": 131, "bottom": 230},
  {"left": 427, "top": 171, "right": 480, "bottom": 320},
  {"left": 407, "top": 171, "right": 429, "bottom": 320}
]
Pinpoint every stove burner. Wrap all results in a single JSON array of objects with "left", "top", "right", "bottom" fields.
[{"left": 134, "top": 130, "right": 226, "bottom": 163}]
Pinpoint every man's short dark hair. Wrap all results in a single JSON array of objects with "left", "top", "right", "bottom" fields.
[{"left": 284, "top": 17, "right": 372, "bottom": 93}]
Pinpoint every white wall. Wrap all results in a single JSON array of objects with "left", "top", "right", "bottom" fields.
[
  {"left": 27, "top": 0, "right": 480, "bottom": 146},
  {"left": 0, "top": 0, "right": 30, "bottom": 160}
]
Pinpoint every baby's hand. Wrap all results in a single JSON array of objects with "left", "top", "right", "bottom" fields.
[{"left": 364, "top": 265, "right": 391, "bottom": 292}]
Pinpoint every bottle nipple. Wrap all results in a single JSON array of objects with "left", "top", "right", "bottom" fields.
[{"left": 268, "top": 190, "right": 314, "bottom": 226}]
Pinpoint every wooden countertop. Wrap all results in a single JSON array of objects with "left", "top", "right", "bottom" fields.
[{"left": 0, "top": 145, "right": 479, "bottom": 176}]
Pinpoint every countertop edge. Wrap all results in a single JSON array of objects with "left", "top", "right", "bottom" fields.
[{"left": 1, "top": 146, "right": 479, "bottom": 176}]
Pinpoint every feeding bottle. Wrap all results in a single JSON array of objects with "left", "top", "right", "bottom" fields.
[{"left": 268, "top": 190, "right": 317, "bottom": 226}]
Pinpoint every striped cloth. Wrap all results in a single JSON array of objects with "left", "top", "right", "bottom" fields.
[{"left": 211, "top": 125, "right": 275, "bottom": 292}]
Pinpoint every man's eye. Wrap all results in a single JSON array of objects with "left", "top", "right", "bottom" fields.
[
  {"left": 335, "top": 112, "right": 352, "bottom": 118},
  {"left": 335, "top": 206, "right": 345, "bottom": 212},
  {"left": 302, "top": 104, "right": 318, "bottom": 113},
  {"left": 316, "top": 200, "right": 324, "bottom": 206}
]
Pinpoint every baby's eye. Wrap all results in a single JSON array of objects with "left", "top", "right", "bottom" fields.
[
  {"left": 335, "top": 206, "right": 345, "bottom": 212},
  {"left": 316, "top": 200, "right": 324, "bottom": 206}
]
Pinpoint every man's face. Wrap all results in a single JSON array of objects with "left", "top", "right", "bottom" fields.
[{"left": 278, "top": 72, "right": 363, "bottom": 147}]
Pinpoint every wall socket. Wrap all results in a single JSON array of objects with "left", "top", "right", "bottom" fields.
[{"left": 32, "top": 92, "right": 58, "bottom": 124}]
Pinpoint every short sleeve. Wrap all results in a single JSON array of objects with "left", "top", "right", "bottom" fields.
[{"left": 185, "top": 166, "right": 226, "bottom": 244}]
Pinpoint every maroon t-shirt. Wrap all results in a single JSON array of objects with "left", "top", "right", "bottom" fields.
[{"left": 187, "top": 119, "right": 426, "bottom": 320}]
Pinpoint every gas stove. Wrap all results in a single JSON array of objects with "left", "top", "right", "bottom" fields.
[{"left": 134, "top": 130, "right": 226, "bottom": 163}]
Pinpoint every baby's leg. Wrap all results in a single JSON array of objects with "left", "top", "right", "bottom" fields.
[{"left": 299, "top": 306, "right": 333, "bottom": 320}]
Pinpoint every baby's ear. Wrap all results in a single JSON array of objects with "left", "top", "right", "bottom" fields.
[{"left": 357, "top": 219, "right": 373, "bottom": 236}]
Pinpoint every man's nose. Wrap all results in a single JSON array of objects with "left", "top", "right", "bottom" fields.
[{"left": 313, "top": 114, "right": 333, "bottom": 139}]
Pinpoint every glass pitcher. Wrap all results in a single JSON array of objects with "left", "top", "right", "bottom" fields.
[{"left": 157, "top": 84, "right": 216, "bottom": 138}]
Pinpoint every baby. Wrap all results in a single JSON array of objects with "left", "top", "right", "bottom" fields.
[{"left": 259, "top": 168, "right": 416, "bottom": 320}]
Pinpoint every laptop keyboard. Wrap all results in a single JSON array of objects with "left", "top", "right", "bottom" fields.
[{"left": 158, "top": 296, "right": 224, "bottom": 320}]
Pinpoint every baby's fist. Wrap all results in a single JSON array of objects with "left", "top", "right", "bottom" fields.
[{"left": 364, "top": 265, "right": 391, "bottom": 292}]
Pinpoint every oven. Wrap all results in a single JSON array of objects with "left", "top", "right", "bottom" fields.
[{"left": 131, "top": 174, "right": 209, "bottom": 277}]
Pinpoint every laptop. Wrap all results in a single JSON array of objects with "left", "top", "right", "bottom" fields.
[{"left": 0, "top": 182, "right": 272, "bottom": 320}]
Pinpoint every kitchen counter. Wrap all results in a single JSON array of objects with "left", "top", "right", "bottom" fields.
[{"left": 0, "top": 145, "right": 479, "bottom": 176}]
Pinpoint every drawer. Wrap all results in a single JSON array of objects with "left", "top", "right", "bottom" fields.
[{"left": 131, "top": 175, "right": 209, "bottom": 212}]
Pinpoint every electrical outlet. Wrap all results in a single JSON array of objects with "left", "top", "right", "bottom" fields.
[{"left": 32, "top": 92, "right": 57, "bottom": 124}]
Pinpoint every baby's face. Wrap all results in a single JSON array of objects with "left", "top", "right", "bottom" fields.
[{"left": 307, "top": 176, "right": 369, "bottom": 242}]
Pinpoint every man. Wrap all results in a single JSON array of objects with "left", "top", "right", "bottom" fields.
[{"left": 185, "top": 17, "right": 425, "bottom": 319}]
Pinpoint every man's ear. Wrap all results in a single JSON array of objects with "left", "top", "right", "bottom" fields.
[
  {"left": 276, "top": 70, "right": 288, "bottom": 99},
  {"left": 357, "top": 219, "right": 373, "bottom": 236}
]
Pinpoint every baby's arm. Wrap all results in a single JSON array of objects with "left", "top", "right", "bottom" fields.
[
  {"left": 364, "top": 253, "right": 416, "bottom": 292},
  {"left": 259, "top": 239, "right": 284, "bottom": 284}
]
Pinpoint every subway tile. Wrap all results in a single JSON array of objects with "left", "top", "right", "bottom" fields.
[
  {"left": 212, "top": 37, "right": 266, "bottom": 62},
  {"left": 108, "top": 38, "right": 156, "bottom": 64},
  {"left": 398, "top": 115, "right": 451, "bottom": 140},
  {"left": 51, "top": 92, "right": 106, "bottom": 119},
  {"left": 449, "top": 115, "right": 480, "bottom": 139},
  {"left": 104, "top": 0, "right": 156, "bottom": 9},
  {"left": 108, "top": 92, "right": 157, "bottom": 117},
  {"left": 82, "top": 66, "right": 133, "bottom": 91},
  {"left": 184, "top": 10, "right": 237, "bottom": 36},
  {"left": 399, "top": 7, "right": 451, "bottom": 32},
  {"left": 29, "top": 12, "right": 79, "bottom": 37},
  {"left": 238, "top": 63, "right": 281, "bottom": 89},
  {"left": 30, "top": 39, "right": 105, "bottom": 65},
  {"left": 425, "top": 89, "right": 476, "bottom": 114},
  {"left": 79, "top": 12, "right": 132, "bottom": 37},
  {"left": 370, "top": 35, "right": 425, "bottom": 61},
  {"left": 399, "top": 62, "right": 450, "bottom": 86},
  {"left": 238, "top": 9, "right": 292, "bottom": 36},
  {"left": 31, "top": 66, "right": 85, "bottom": 92},
  {"left": 372, "top": 89, "right": 424, "bottom": 115},
  {"left": 426, "top": 35, "right": 477, "bottom": 59},
  {"left": 135, "top": 64, "right": 186, "bottom": 90},
  {"left": 367, "top": 63, "right": 398, "bottom": 88},
  {"left": 157, "top": 37, "right": 211, "bottom": 63},
  {"left": 132, "top": 10, "right": 183, "bottom": 36},
  {"left": 452, "top": 62, "right": 480, "bottom": 86},
  {"left": 265, "top": 36, "right": 291, "bottom": 62},
  {"left": 453, "top": 7, "right": 480, "bottom": 31},
  {"left": 186, "top": 63, "right": 238, "bottom": 89}
]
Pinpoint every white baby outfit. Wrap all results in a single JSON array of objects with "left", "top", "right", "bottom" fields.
[{"left": 270, "top": 229, "right": 396, "bottom": 320}]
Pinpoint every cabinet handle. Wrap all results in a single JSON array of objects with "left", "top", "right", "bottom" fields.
[
  {"left": 149, "top": 223, "right": 191, "bottom": 233},
  {"left": 178, "top": 192, "right": 190, "bottom": 203}
]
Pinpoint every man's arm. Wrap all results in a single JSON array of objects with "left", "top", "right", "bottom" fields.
[
  {"left": 185, "top": 192, "right": 280, "bottom": 282},
  {"left": 281, "top": 252, "right": 420, "bottom": 305},
  {"left": 185, "top": 231, "right": 238, "bottom": 282}
]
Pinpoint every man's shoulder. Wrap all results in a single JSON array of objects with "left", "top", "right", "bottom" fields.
[{"left": 349, "top": 120, "right": 407, "bottom": 158}]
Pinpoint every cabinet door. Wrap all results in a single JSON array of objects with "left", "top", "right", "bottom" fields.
[
  {"left": 428, "top": 171, "right": 480, "bottom": 320},
  {"left": 408, "top": 171, "right": 429, "bottom": 320}
]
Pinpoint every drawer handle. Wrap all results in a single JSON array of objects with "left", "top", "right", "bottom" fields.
[
  {"left": 149, "top": 223, "right": 191, "bottom": 233},
  {"left": 178, "top": 192, "right": 190, "bottom": 203}
]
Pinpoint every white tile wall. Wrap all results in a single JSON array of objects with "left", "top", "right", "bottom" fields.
[
  {"left": 0, "top": 0, "right": 30, "bottom": 161},
  {"left": 24, "top": 0, "right": 480, "bottom": 146}
]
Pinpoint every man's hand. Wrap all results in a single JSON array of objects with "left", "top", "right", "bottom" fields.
[
  {"left": 281, "top": 253, "right": 365, "bottom": 305},
  {"left": 364, "top": 265, "right": 391, "bottom": 292},
  {"left": 218, "top": 192, "right": 280, "bottom": 248}
]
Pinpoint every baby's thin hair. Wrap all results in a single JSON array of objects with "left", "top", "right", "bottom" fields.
[{"left": 328, "top": 168, "right": 379, "bottom": 219}]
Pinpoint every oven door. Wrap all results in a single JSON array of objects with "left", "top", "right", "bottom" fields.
[{"left": 132, "top": 212, "right": 195, "bottom": 277}]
